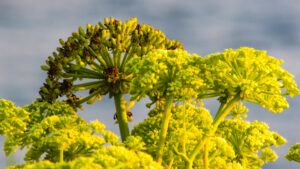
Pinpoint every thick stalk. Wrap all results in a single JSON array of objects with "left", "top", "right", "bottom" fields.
[
  {"left": 188, "top": 95, "right": 240, "bottom": 168},
  {"left": 114, "top": 94, "right": 130, "bottom": 142},
  {"left": 212, "top": 95, "right": 240, "bottom": 128},
  {"left": 186, "top": 160, "right": 193, "bottom": 169},
  {"left": 156, "top": 95, "right": 174, "bottom": 164}
]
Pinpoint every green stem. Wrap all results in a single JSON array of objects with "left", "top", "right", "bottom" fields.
[
  {"left": 182, "top": 102, "right": 187, "bottom": 154},
  {"left": 173, "top": 147, "right": 190, "bottom": 163},
  {"left": 114, "top": 93, "right": 130, "bottom": 142},
  {"left": 91, "top": 61, "right": 104, "bottom": 71},
  {"left": 203, "top": 142, "right": 208, "bottom": 169},
  {"left": 188, "top": 95, "right": 240, "bottom": 168},
  {"left": 119, "top": 43, "right": 137, "bottom": 72},
  {"left": 60, "top": 148, "right": 64, "bottom": 162},
  {"left": 186, "top": 160, "right": 193, "bottom": 169},
  {"left": 156, "top": 95, "right": 174, "bottom": 164},
  {"left": 102, "top": 47, "right": 113, "bottom": 66},
  {"left": 75, "top": 88, "right": 102, "bottom": 105},
  {"left": 62, "top": 73, "right": 100, "bottom": 79},
  {"left": 166, "top": 159, "right": 174, "bottom": 169},
  {"left": 212, "top": 95, "right": 240, "bottom": 127},
  {"left": 73, "top": 80, "right": 105, "bottom": 88}
]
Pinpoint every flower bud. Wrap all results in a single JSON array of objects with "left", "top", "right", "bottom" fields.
[
  {"left": 110, "top": 17, "right": 115, "bottom": 25},
  {"left": 72, "top": 32, "right": 80, "bottom": 40},
  {"left": 57, "top": 63, "right": 63, "bottom": 70},
  {"left": 87, "top": 97, "right": 96, "bottom": 104},
  {"left": 95, "top": 24, "right": 100, "bottom": 31},
  {"left": 99, "top": 21, "right": 105, "bottom": 28},
  {"left": 53, "top": 52, "right": 58, "bottom": 59},
  {"left": 41, "top": 65, "right": 50, "bottom": 71},
  {"left": 41, "top": 87, "right": 49, "bottom": 94},
  {"left": 87, "top": 23, "right": 92, "bottom": 29},
  {"left": 104, "top": 17, "right": 109, "bottom": 25},
  {"left": 111, "top": 38, "right": 117, "bottom": 47},
  {"left": 59, "top": 38, "right": 65, "bottom": 46},
  {"left": 96, "top": 94, "right": 102, "bottom": 101},
  {"left": 78, "top": 26, "right": 86, "bottom": 37}
]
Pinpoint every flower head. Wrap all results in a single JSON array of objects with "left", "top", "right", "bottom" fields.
[
  {"left": 128, "top": 49, "right": 206, "bottom": 102},
  {"left": 39, "top": 17, "right": 182, "bottom": 109},
  {"left": 200, "top": 47, "right": 300, "bottom": 113}
]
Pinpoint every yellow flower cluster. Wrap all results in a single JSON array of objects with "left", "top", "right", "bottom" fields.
[
  {"left": 199, "top": 47, "right": 300, "bottom": 113},
  {"left": 128, "top": 49, "right": 206, "bottom": 102},
  {"left": 0, "top": 99, "right": 30, "bottom": 155},
  {"left": 285, "top": 143, "right": 300, "bottom": 162},
  {"left": 7, "top": 146, "right": 162, "bottom": 169},
  {"left": 0, "top": 99, "right": 124, "bottom": 163},
  {"left": 132, "top": 104, "right": 214, "bottom": 167},
  {"left": 216, "top": 119, "right": 286, "bottom": 168}
]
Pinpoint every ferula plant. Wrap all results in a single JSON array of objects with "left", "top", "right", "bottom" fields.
[
  {"left": 39, "top": 17, "right": 182, "bottom": 141},
  {"left": 1, "top": 17, "right": 300, "bottom": 169}
]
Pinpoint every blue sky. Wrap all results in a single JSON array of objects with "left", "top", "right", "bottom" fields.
[{"left": 0, "top": 0, "right": 300, "bottom": 168}]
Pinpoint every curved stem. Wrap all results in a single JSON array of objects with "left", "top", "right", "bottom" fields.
[
  {"left": 156, "top": 95, "right": 174, "bottom": 164},
  {"left": 114, "top": 94, "right": 130, "bottom": 142},
  {"left": 173, "top": 147, "right": 190, "bottom": 163}
]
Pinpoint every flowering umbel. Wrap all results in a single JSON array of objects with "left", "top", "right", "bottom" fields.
[
  {"left": 39, "top": 17, "right": 182, "bottom": 110},
  {"left": 198, "top": 47, "right": 300, "bottom": 112}
]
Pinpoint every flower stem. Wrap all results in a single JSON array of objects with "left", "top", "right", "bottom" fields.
[
  {"left": 212, "top": 95, "right": 240, "bottom": 128},
  {"left": 156, "top": 95, "right": 174, "bottom": 164},
  {"left": 60, "top": 148, "right": 64, "bottom": 162},
  {"left": 188, "top": 95, "right": 240, "bottom": 168},
  {"left": 114, "top": 93, "right": 130, "bottom": 142},
  {"left": 203, "top": 142, "right": 209, "bottom": 169}
]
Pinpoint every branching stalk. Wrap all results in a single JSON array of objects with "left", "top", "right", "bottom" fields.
[
  {"left": 187, "top": 95, "right": 240, "bottom": 169},
  {"left": 156, "top": 95, "right": 174, "bottom": 164}
]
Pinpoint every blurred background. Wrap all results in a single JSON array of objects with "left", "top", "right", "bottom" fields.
[{"left": 0, "top": 0, "right": 300, "bottom": 168}]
